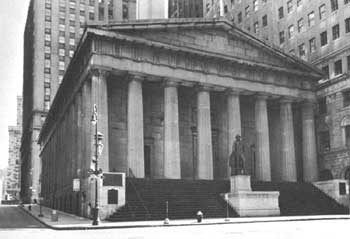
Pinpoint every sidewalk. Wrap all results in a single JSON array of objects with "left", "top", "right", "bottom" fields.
[{"left": 19, "top": 204, "right": 350, "bottom": 230}]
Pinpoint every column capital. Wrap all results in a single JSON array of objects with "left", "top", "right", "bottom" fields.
[
  {"left": 279, "top": 97, "right": 296, "bottom": 104},
  {"left": 127, "top": 72, "right": 146, "bottom": 82},
  {"left": 302, "top": 98, "right": 317, "bottom": 106},
  {"left": 163, "top": 78, "right": 179, "bottom": 88},
  {"left": 225, "top": 88, "right": 242, "bottom": 96},
  {"left": 89, "top": 68, "right": 110, "bottom": 78},
  {"left": 255, "top": 93, "right": 270, "bottom": 100},
  {"left": 195, "top": 84, "right": 212, "bottom": 92}
]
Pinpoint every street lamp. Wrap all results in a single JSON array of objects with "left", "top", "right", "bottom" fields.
[{"left": 91, "top": 104, "right": 104, "bottom": 226}]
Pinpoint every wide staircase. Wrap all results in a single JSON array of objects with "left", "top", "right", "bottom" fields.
[
  {"left": 107, "top": 179, "right": 348, "bottom": 221},
  {"left": 252, "top": 181, "right": 349, "bottom": 216},
  {"left": 107, "top": 178, "right": 237, "bottom": 221}
]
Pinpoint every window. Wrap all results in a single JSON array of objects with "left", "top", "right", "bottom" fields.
[
  {"left": 89, "top": 0, "right": 95, "bottom": 6},
  {"left": 345, "top": 18, "right": 350, "bottom": 33},
  {"left": 238, "top": 12, "right": 242, "bottom": 23},
  {"left": 319, "top": 131, "right": 330, "bottom": 151},
  {"left": 331, "top": 0, "right": 338, "bottom": 11},
  {"left": 319, "top": 4, "right": 326, "bottom": 20},
  {"left": 345, "top": 125, "right": 350, "bottom": 147},
  {"left": 332, "top": 24, "right": 340, "bottom": 39},
  {"left": 298, "top": 18, "right": 304, "bottom": 32},
  {"left": 44, "top": 59, "right": 51, "bottom": 68},
  {"left": 245, "top": 5, "right": 250, "bottom": 16},
  {"left": 308, "top": 11, "right": 315, "bottom": 27},
  {"left": 344, "top": 91, "right": 350, "bottom": 107},
  {"left": 262, "top": 15, "right": 267, "bottom": 26},
  {"left": 122, "top": 0, "right": 129, "bottom": 19},
  {"left": 309, "top": 38, "right": 316, "bottom": 53},
  {"left": 253, "top": 0, "right": 258, "bottom": 11},
  {"left": 297, "top": 0, "right": 302, "bottom": 7},
  {"left": 69, "top": 50, "right": 74, "bottom": 57},
  {"left": 348, "top": 55, "right": 350, "bottom": 72},
  {"left": 322, "top": 65, "right": 329, "bottom": 79},
  {"left": 254, "top": 22, "right": 259, "bottom": 34},
  {"left": 89, "top": 12, "right": 95, "bottom": 20},
  {"left": 334, "top": 59, "right": 342, "bottom": 75},
  {"left": 59, "top": 49, "right": 65, "bottom": 56},
  {"left": 278, "top": 7, "right": 284, "bottom": 19},
  {"left": 45, "top": 46, "right": 51, "bottom": 54},
  {"left": 298, "top": 43, "right": 306, "bottom": 58},
  {"left": 59, "top": 24, "right": 65, "bottom": 31},
  {"left": 59, "top": 36, "right": 65, "bottom": 43},
  {"left": 44, "top": 101, "right": 50, "bottom": 111},
  {"left": 320, "top": 31, "right": 328, "bottom": 46},
  {"left": 59, "top": 61, "right": 65, "bottom": 71},
  {"left": 288, "top": 25, "right": 294, "bottom": 38},
  {"left": 69, "top": 38, "right": 75, "bottom": 45},
  {"left": 99, "top": 0, "right": 105, "bottom": 21},
  {"left": 287, "top": 0, "right": 293, "bottom": 13},
  {"left": 279, "top": 31, "right": 285, "bottom": 44}
]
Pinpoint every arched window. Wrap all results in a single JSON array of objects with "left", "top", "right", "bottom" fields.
[
  {"left": 344, "top": 167, "right": 350, "bottom": 180},
  {"left": 319, "top": 169, "right": 333, "bottom": 181},
  {"left": 340, "top": 117, "right": 350, "bottom": 147}
]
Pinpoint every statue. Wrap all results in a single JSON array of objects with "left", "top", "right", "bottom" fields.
[{"left": 229, "top": 134, "right": 246, "bottom": 175}]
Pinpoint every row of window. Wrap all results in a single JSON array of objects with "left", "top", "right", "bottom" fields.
[{"left": 281, "top": 18, "right": 350, "bottom": 60}]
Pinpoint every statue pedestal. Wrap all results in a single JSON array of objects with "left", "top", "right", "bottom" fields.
[{"left": 225, "top": 175, "right": 280, "bottom": 217}]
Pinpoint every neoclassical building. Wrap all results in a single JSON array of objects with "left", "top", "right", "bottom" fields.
[{"left": 38, "top": 18, "right": 323, "bottom": 216}]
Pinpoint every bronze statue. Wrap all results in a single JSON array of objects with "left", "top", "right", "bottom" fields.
[{"left": 229, "top": 134, "right": 246, "bottom": 175}]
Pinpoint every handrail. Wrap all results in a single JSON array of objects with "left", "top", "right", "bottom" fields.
[{"left": 127, "top": 168, "right": 151, "bottom": 219}]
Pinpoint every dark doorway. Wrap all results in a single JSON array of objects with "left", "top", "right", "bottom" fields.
[{"left": 144, "top": 145, "right": 151, "bottom": 177}]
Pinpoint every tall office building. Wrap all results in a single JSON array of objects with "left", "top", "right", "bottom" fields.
[
  {"left": 6, "top": 96, "right": 22, "bottom": 200},
  {"left": 217, "top": 0, "right": 350, "bottom": 181},
  {"left": 21, "top": 0, "right": 136, "bottom": 203}
]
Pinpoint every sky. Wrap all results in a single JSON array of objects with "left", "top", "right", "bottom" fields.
[{"left": 0, "top": 0, "right": 30, "bottom": 169}]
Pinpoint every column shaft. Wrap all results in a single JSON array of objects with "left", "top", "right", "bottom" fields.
[
  {"left": 255, "top": 96, "right": 271, "bottom": 181},
  {"left": 302, "top": 101, "right": 318, "bottom": 182},
  {"left": 196, "top": 88, "right": 213, "bottom": 180},
  {"left": 164, "top": 82, "right": 181, "bottom": 179},
  {"left": 227, "top": 91, "right": 241, "bottom": 177},
  {"left": 91, "top": 70, "right": 109, "bottom": 172},
  {"left": 127, "top": 77, "right": 144, "bottom": 178},
  {"left": 280, "top": 100, "right": 297, "bottom": 181}
]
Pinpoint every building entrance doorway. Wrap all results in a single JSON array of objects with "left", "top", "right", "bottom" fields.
[{"left": 144, "top": 145, "right": 151, "bottom": 177}]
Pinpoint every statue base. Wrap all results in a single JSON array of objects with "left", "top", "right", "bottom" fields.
[{"left": 224, "top": 175, "right": 280, "bottom": 217}]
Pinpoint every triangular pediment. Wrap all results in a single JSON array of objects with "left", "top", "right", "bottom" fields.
[{"left": 98, "top": 18, "right": 322, "bottom": 77}]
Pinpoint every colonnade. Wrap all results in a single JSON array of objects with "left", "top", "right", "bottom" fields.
[{"left": 94, "top": 71, "right": 319, "bottom": 182}]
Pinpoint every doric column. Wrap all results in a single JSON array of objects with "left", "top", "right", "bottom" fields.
[
  {"left": 255, "top": 95, "right": 271, "bottom": 181},
  {"left": 91, "top": 69, "right": 109, "bottom": 172},
  {"left": 196, "top": 85, "right": 213, "bottom": 180},
  {"left": 302, "top": 100, "right": 319, "bottom": 182},
  {"left": 227, "top": 90, "right": 242, "bottom": 177},
  {"left": 280, "top": 98, "right": 297, "bottom": 182},
  {"left": 163, "top": 80, "right": 181, "bottom": 179},
  {"left": 127, "top": 74, "right": 145, "bottom": 178}
]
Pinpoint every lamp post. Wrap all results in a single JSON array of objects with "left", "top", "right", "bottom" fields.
[{"left": 91, "top": 104, "right": 104, "bottom": 226}]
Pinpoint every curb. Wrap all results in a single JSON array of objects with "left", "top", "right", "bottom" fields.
[
  {"left": 17, "top": 206, "right": 54, "bottom": 229},
  {"left": 17, "top": 206, "right": 350, "bottom": 231}
]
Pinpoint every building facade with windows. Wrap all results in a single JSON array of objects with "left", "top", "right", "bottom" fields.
[
  {"left": 5, "top": 97, "right": 22, "bottom": 200},
  {"left": 223, "top": 0, "right": 350, "bottom": 183},
  {"left": 21, "top": 0, "right": 136, "bottom": 203}
]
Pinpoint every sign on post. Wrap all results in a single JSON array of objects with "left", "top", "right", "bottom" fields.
[{"left": 73, "top": 178, "right": 80, "bottom": 192}]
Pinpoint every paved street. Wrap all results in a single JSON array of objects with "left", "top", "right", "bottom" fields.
[
  {"left": 0, "top": 205, "right": 348, "bottom": 239},
  {"left": 0, "top": 205, "right": 44, "bottom": 229}
]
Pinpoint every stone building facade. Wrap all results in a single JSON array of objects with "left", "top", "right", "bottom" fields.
[
  {"left": 211, "top": 0, "right": 350, "bottom": 182},
  {"left": 21, "top": 0, "right": 136, "bottom": 203},
  {"left": 6, "top": 96, "right": 22, "bottom": 200},
  {"left": 38, "top": 18, "right": 322, "bottom": 217}
]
